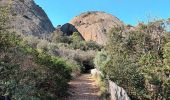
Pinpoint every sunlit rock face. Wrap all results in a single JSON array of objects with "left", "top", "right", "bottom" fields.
[
  {"left": 0, "top": 0, "right": 55, "bottom": 37},
  {"left": 69, "top": 11, "right": 124, "bottom": 45}
]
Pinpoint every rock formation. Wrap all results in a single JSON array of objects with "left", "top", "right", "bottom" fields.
[
  {"left": 90, "top": 68, "right": 131, "bottom": 100},
  {"left": 60, "top": 23, "right": 78, "bottom": 36},
  {"left": 0, "top": 0, "right": 55, "bottom": 37},
  {"left": 68, "top": 11, "right": 124, "bottom": 45},
  {"left": 109, "top": 80, "right": 131, "bottom": 100}
]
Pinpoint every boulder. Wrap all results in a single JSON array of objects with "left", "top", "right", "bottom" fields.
[{"left": 109, "top": 80, "right": 130, "bottom": 100}]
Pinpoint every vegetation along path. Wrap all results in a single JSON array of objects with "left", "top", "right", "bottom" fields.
[{"left": 68, "top": 74, "right": 100, "bottom": 100}]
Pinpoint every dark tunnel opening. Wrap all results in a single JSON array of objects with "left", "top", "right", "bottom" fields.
[{"left": 82, "top": 61, "right": 94, "bottom": 73}]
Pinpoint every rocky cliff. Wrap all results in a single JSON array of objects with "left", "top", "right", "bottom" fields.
[
  {"left": 0, "top": 0, "right": 55, "bottom": 37},
  {"left": 68, "top": 11, "right": 124, "bottom": 45}
]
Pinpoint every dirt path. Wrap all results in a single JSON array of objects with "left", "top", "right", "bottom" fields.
[{"left": 68, "top": 74, "right": 100, "bottom": 100}]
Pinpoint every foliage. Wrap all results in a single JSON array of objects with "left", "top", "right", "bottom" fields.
[
  {"left": 94, "top": 50, "right": 109, "bottom": 76},
  {"left": 105, "top": 27, "right": 147, "bottom": 99},
  {"left": 94, "top": 20, "right": 170, "bottom": 99},
  {"left": 51, "top": 30, "right": 72, "bottom": 44},
  {"left": 0, "top": 6, "right": 9, "bottom": 30},
  {"left": 0, "top": 6, "right": 72, "bottom": 99},
  {"left": 84, "top": 40, "right": 102, "bottom": 50},
  {"left": 71, "top": 32, "right": 83, "bottom": 42},
  {"left": 51, "top": 30, "right": 102, "bottom": 51},
  {"left": 0, "top": 34, "right": 72, "bottom": 99}
]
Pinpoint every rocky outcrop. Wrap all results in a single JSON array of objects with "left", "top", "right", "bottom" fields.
[
  {"left": 109, "top": 81, "right": 130, "bottom": 100},
  {"left": 0, "top": 0, "right": 55, "bottom": 37},
  {"left": 90, "top": 68, "right": 130, "bottom": 100},
  {"left": 68, "top": 11, "right": 124, "bottom": 45},
  {"left": 60, "top": 23, "right": 78, "bottom": 36}
]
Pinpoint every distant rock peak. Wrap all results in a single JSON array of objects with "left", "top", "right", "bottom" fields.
[{"left": 60, "top": 11, "right": 124, "bottom": 45}]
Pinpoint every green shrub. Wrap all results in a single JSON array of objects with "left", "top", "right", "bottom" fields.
[
  {"left": 94, "top": 50, "right": 109, "bottom": 76},
  {"left": 0, "top": 5, "right": 73, "bottom": 99},
  {"left": 96, "top": 20, "right": 169, "bottom": 99},
  {"left": 0, "top": 45, "right": 72, "bottom": 99},
  {"left": 0, "top": 8, "right": 71, "bottom": 99},
  {"left": 71, "top": 32, "right": 83, "bottom": 42},
  {"left": 51, "top": 30, "right": 72, "bottom": 44},
  {"left": 85, "top": 40, "right": 102, "bottom": 50}
]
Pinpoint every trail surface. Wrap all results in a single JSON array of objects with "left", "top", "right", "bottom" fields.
[{"left": 68, "top": 74, "right": 100, "bottom": 100}]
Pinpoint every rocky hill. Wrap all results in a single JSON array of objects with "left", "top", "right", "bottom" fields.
[
  {"left": 0, "top": 0, "right": 55, "bottom": 37},
  {"left": 65, "top": 11, "right": 124, "bottom": 45}
]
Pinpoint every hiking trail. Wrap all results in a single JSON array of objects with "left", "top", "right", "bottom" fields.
[{"left": 68, "top": 74, "right": 100, "bottom": 100}]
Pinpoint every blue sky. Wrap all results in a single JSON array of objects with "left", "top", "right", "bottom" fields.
[{"left": 34, "top": 0, "right": 170, "bottom": 27}]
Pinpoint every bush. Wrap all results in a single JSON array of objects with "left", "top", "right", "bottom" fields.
[
  {"left": 34, "top": 51, "right": 72, "bottom": 97},
  {"left": 51, "top": 30, "right": 72, "bottom": 44},
  {"left": 95, "top": 20, "right": 170, "bottom": 99},
  {"left": 0, "top": 43, "right": 72, "bottom": 99},
  {"left": 36, "top": 39, "right": 49, "bottom": 52},
  {"left": 0, "top": 7, "right": 72, "bottom": 99},
  {"left": 94, "top": 50, "right": 109, "bottom": 76},
  {"left": 85, "top": 40, "right": 102, "bottom": 50},
  {"left": 22, "top": 35, "right": 40, "bottom": 48}
]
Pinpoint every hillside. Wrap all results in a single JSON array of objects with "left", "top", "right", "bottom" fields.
[{"left": 0, "top": 0, "right": 54, "bottom": 37}]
